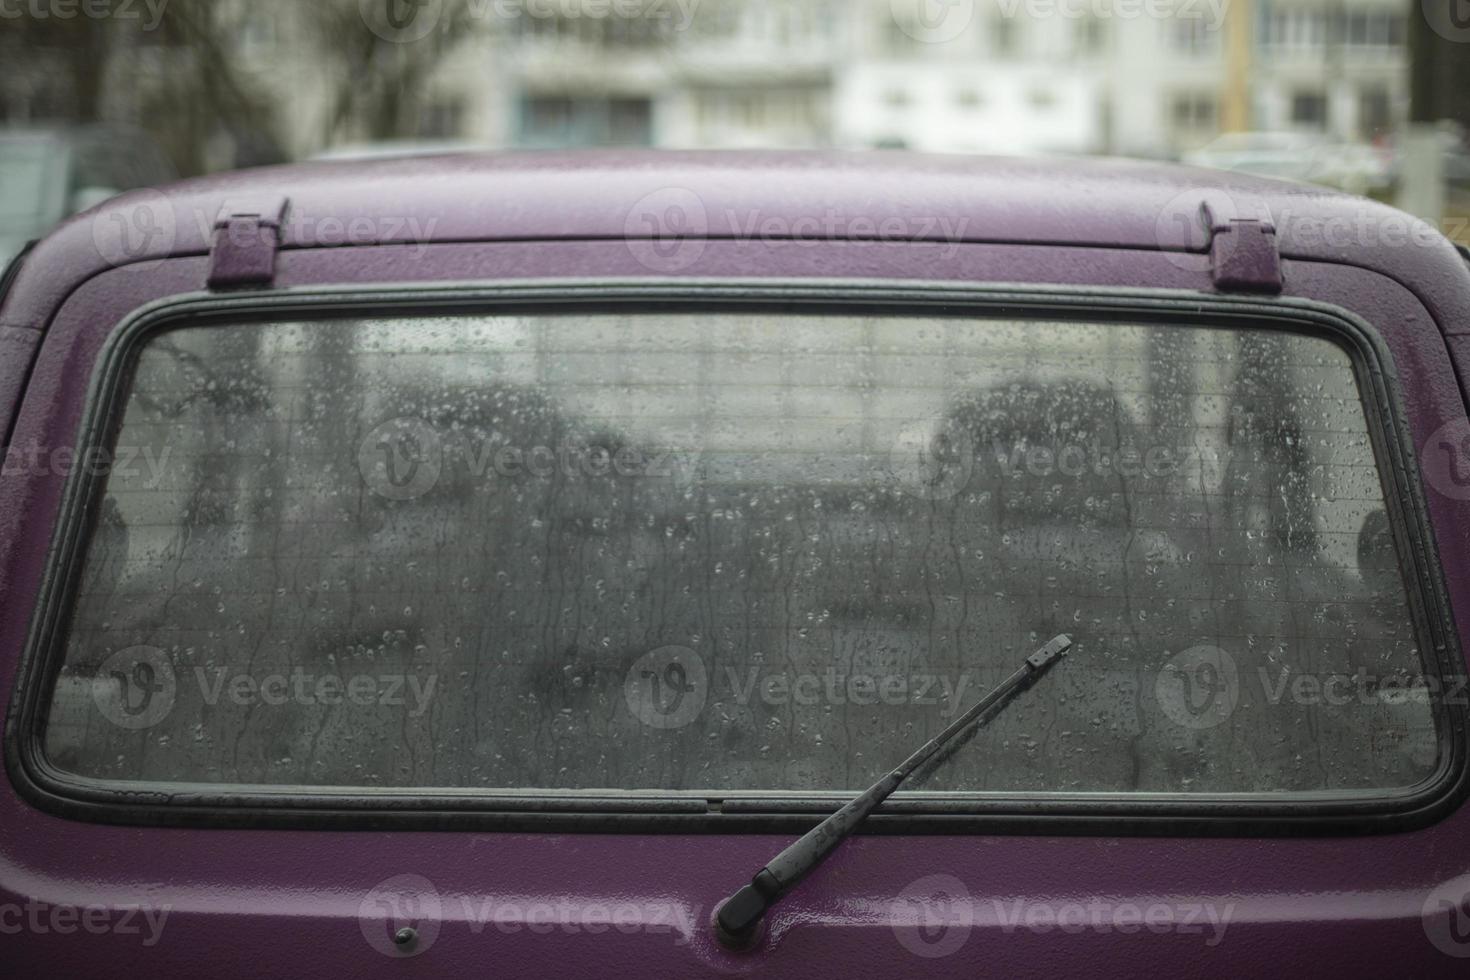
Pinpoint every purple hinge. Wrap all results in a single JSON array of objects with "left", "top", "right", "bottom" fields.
[
  {"left": 1202, "top": 204, "right": 1283, "bottom": 294},
  {"left": 207, "top": 196, "right": 290, "bottom": 289}
]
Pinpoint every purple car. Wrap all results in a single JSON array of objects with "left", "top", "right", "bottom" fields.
[{"left": 3, "top": 151, "right": 1470, "bottom": 976}]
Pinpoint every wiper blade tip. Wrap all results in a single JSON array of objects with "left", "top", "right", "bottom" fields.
[{"left": 1026, "top": 634, "right": 1073, "bottom": 672}]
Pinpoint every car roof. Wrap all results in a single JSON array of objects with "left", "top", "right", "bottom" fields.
[
  {"left": 3, "top": 149, "right": 1467, "bottom": 333},
  {"left": 309, "top": 141, "right": 493, "bottom": 161}
]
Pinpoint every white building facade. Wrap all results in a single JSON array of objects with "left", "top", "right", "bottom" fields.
[{"left": 1, "top": 0, "right": 1414, "bottom": 167}]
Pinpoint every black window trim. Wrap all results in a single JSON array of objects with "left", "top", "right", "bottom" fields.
[{"left": 6, "top": 277, "right": 1467, "bottom": 836}]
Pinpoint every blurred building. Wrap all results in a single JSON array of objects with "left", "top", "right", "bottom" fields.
[
  {"left": 495, "top": 0, "right": 837, "bottom": 150},
  {"left": 835, "top": 0, "right": 1408, "bottom": 160},
  {"left": 835, "top": 2, "right": 1107, "bottom": 155},
  {"left": 477, "top": 0, "right": 1412, "bottom": 160},
  {"left": 1253, "top": 0, "right": 1408, "bottom": 143},
  {"left": 0, "top": 0, "right": 1416, "bottom": 168},
  {"left": 1110, "top": 3, "right": 1231, "bottom": 158}
]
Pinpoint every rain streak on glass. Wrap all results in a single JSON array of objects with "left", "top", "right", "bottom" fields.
[{"left": 45, "top": 313, "right": 1437, "bottom": 797}]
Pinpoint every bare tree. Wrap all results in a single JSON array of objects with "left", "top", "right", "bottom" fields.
[
  {"left": 0, "top": 0, "right": 283, "bottom": 175},
  {"left": 302, "top": 0, "right": 488, "bottom": 144},
  {"left": 0, "top": 10, "right": 112, "bottom": 122},
  {"left": 138, "top": 0, "right": 285, "bottom": 173}
]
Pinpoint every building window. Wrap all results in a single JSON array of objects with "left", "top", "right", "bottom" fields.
[
  {"left": 514, "top": 11, "right": 670, "bottom": 47},
  {"left": 1264, "top": 10, "right": 1334, "bottom": 49},
  {"left": 518, "top": 96, "right": 653, "bottom": 148},
  {"left": 1075, "top": 15, "right": 1106, "bottom": 55},
  {"left": 885, "top": 88, "right": 912, "bottom": 110},
  {"left": 608, "top": 98, "right": 653, "bottom": 144},
  {"left": 1166, "top": 15, "right": 1218, "bottom": 54},
  {"left": 522, "top": 96, "right": 573, "bottom": 143},
  {"left": 955, "top": 88, "right": 984, "bottom": 110},
  {"left": 1358, "top": 86, "right": 1392, "bottom": 138},
  {"left": 603, "top": 13, "right": 670, "bottom": 47},
  {"left": 1169, "top": 92, "right": 1217, "bottom": 131},
  {"left": 1027, "top": 87, "right": 1057, "bottom": 111},
  {"left": 1342, "top": 11, "right": 1405, "bottom": 47},
  {"left": 993, "top": 15, "right": 1019, "bottom": 56},
  {"left": 416, "top": 100, "right": 466, "bottom": 141},
  {"left": 688, "top": 0, "right": 739, "bottom": 39},
  {"left": 885, "top": 18, "right": 922, "bottom": 55},
  {"left": 1290, "top": 90, "right": 1329, "bottom": 129},
  {"left": 703, "top": 86, "right": 824, "bottom": 138},
  {"left": 515, "top": 11, "right": 563, "bottom": 39}
]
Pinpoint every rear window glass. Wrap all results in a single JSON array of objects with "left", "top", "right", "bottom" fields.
[{"left": 43, "top": 312, "right": 1438, "bottom": 800}]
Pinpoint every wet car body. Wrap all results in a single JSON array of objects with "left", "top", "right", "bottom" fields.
[{"left": 2, "top": 152, "right": 1470, "bottom": 976}]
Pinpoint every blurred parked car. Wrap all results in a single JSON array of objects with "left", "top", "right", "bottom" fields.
[
  {"left": 1183, "top": 131, "right": 1394, "bottom": 195},
  {"left": 309, "top": 140, "right": 491, "bottom": 162},
  {"left": 0, "top": 125, "right": 175, "bottom": 267}
]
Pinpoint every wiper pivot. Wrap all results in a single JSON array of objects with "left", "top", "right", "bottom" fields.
[{"left": 713, "top": 634, "right": 1073, "bottom": 948}]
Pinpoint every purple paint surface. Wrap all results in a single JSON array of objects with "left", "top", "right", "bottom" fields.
[{"left": 2, "top": 153, "right": 1470, "bottom": 977}]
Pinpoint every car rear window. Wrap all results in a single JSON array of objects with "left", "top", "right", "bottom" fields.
[{"left": 41, "top": 311, "right": 1439, "bottom": 801}]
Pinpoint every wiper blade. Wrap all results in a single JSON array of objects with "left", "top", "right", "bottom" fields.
[{"left": 713, "top": 633, "right": 1073, "bottom": 949}]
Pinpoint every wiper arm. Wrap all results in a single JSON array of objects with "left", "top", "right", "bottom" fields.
[{"left": 713, "top": 633, "right": 1073, "bottom": 949}]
